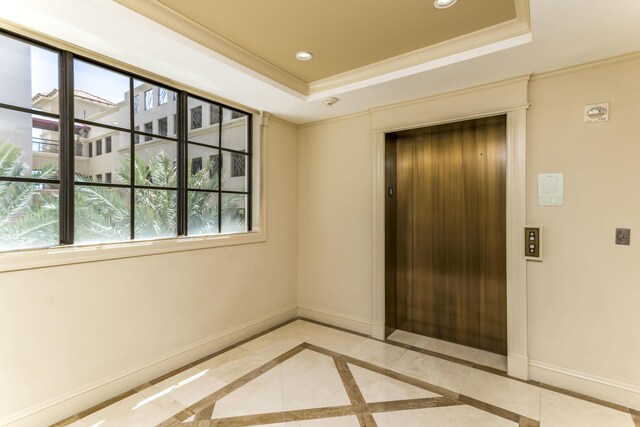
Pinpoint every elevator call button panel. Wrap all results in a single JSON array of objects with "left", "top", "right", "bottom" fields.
[{"left": 525, "top": 226, "right": 542, "bottom": 261}]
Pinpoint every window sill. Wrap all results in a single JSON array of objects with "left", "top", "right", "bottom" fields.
[{"left": 0, "top": 230, "right": 265, "bottom": 273}]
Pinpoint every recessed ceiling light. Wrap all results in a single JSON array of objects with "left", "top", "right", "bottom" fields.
[
  {"left": 434, "top": 0, "right": 457, "bottom": 9},
  {"left": 295, "top": 51, "right": 313, "bottom": 61}
]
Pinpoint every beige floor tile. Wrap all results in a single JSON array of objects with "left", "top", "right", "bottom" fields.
[
  {"left": 394, "top": 351, "right": 472, "bottom": 393},
  {"left": 417, "top": 336, "right": 480, "bottom": 363},
  {"left": 540, "top": 389, "right": 635, "bottom": 427},
  {"left": 349, "top": 363, "right": 439, "bottom": 402},
  {"left": 373, "top": 405, "right": 517, "bottom": 427},
  {"left": 474, "top": 349, "right": 507, "bottom": 371},
  {"left": 196, "top": 346, "right": 271, "bottom": 383},
  {"left": 461, "top": 369, "right": 540, "bottom": 420},
  {"left": 212, "top": 365, "right": 284, "bottom": 419},
  {"left": 387, "top": 329, "right": 423, "bottom": 346},
  {"left": 152, "top": 367, "right": 227, "bottom": 407},
  {"left": 68, "top": 392, "right": 173, "bottom": 427},
  {"left": 283, "top": 416, "right": 361, "bottom": 426},
  {"left": 281, "top": 349, "right": 351, "bottom": 411},
  {"left": 306, "top": 328, "right": 368, "bottom": 355},
  {"left": 240, "top": 329, "right": 305, "bottom": 359},
  {"left": 347, "top": 339, "right": 408, "bottom": 369},
  {"left": 134, "top": 384, "right": 186, "bottom": 415}
]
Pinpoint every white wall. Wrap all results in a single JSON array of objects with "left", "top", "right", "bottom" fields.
[
  {"left": 296, "top": 58, "right": 640, "bottom": 408},
  {"left": 0, "top": 118, "right": 298, "bottom": 426},
  {"left": 297, "top": 114, "right": 373, "bottom": 333}
]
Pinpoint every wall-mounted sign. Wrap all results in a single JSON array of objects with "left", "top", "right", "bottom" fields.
[{"left": 538, "top": 173, "right": 564, "bottom": 206}]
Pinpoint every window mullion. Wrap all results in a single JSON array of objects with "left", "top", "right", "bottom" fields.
[
  {"left": 129, "top": 78, "right": 135, "bottom": 240},
  {"left": 59, "top": 51, "right": 75, "bottom": 245},
  {"left": 177, "top": 92, "right": 188, "bottom": 236}
]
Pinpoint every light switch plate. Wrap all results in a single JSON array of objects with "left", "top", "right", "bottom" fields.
[
  {"left": 615, "top": 228, "right": 630, "bottom": 245},
  {"left": 525, "top": 225, "right": 543, "bottom": 261}
]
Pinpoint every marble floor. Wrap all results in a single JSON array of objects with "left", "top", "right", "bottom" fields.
[{"left": 54, "top": 320, "right": 640, "bottom": 427}]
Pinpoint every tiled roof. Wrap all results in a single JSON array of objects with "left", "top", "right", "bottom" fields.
[{"left": 31, "top": 89, "right": 116, "bottom": 106}]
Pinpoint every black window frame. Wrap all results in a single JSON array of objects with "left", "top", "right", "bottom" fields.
[
  {"left": 105, "top": 136, "right": 112, "bottom": 153},
  {"left": 0, "top": 28, "right": 253, "bottom": 252},
  {"left": 96, "top": 138, "right": 102, "bottom": 156}
]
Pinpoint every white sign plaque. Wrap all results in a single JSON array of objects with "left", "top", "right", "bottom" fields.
[{"left": 538, "top": 173, "right": 564, "bottom": 206}]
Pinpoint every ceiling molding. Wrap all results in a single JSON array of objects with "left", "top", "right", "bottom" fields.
[
  {"left": 530, "top": 50, "right": 640, "bottom": 82},
  {"left": 308, "top": 2, "right": 531, "bottom": 95},
  {"left": 115, "top": 0, "right": 530, "bottom": 99},
  {"left": 113, "top": 0, "right": 309, "bottom": 95}
]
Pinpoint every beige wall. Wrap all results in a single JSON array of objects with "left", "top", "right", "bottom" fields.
[
  {"left": 297, "top": 114, "right": 373, "bottom": 330},
  {"left": 0, "top": 119, "right": 298, "bottom": 425},
  {"left": 296, "top": 58, "right": 640, "bottom": 406},
  {"left": 527, "top": 58, "right": 640, "bottom": 389}
]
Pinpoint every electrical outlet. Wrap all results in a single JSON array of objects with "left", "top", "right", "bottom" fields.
[{"left": 615, "top": 228, "right": 630, "bottom": 245}]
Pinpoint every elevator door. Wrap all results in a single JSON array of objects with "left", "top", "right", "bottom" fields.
[{"left": 386, "top": 115, "right": 507, "bottom": 355}]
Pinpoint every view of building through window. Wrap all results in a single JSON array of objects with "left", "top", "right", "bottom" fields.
[{"left": 0, "top": 31, "right": 251, "bottom": 252}]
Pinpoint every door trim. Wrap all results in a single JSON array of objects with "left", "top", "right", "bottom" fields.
[{"left": 370, "top": 86, "right": 530, "bottom": 379}]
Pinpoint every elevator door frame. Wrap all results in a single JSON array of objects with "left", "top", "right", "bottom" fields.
[{"left": 370, "top": 107, "right": 529, "bottom": 381}]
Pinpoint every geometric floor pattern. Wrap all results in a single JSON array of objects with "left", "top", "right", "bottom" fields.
[
  {"left": 157, "top": 342, "right": 537, "bottom": 427},
  {"left": 56, "top": 320, "right": 639, "bottom": 427}
]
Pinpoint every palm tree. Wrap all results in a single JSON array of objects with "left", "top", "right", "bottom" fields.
[
  {"left": 0, "top": 142, "right": 244, "bottom": 250},
  {"left": 0, "top": 143, "right": 58, "bottom": 250}
]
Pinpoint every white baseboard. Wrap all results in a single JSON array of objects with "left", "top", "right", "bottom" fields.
[
  {"left": 530, "top": 359, "right": 640, "bottom": 411},
  {"left": 1, "top": 306, "right": 298, "bottom": 427},
  {"left": 297, "top": 306, "right": 372, "bottom": 336}
]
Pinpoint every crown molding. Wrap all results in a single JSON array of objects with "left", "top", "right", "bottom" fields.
[
  {"left": 115, "top": 0, "right": 531, "bottom": 99},
  {"left": 309, "top": 1, "right": 531, "bottom": 95},
  {"left": 113, "top": 0, "right": 309, "bottom": 96}
]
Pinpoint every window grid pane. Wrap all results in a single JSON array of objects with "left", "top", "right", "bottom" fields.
[
  {"left": 191, "top": 106, "right": 202, "bottom": 130},
  {"left": 158, "top": 87, "right": 168, "bottom": 106},
  {"left": 144, "top": 89, "right": 153, "bottom": 110},
  {"left": 0, "top": 30, "right": 252, "bottom": 252}
]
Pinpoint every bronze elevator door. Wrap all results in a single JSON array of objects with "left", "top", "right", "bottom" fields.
[{"left": 386, "top": 116, "right": 507, "bottom": 355}]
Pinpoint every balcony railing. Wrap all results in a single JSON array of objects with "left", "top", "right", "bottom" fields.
[{"left": 32, "top": 137, "right": 59, "bottom": 154}]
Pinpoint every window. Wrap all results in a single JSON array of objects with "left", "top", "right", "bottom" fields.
[
  {"left": 231, "top": 110, "right": 244, "bottom": 120},
  {"left": 173, "top": 92, "right": 177, "bottom": 101},
  {"left": 231, "top": 152, "right": 246, "bottom": 177},
  {"left": 0, "top": 29, "right": 252, "bottom": 253},
  {"left": 191, "top": 106, "right": 202, "bottom": 129},
  {"left": 209, "top": 154, "right": 220, "bottom": 178},
  {"left": 158, "top": 117, "right": 168, "bottom": 136},
  {"left": 210, "top": 105, "right": 221, "bottom": 125},
  {"left": 191, "top": 157, "right": 202, "bottom": 174},
  {"left": 158, "top": 87, "right": 168, "bottom": 106},
  {"left": 144, "top": 122, "right": 152, "bottom": 141},
  {"left": 144, "top": 89, "right": 153, "bottom": 110}
]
